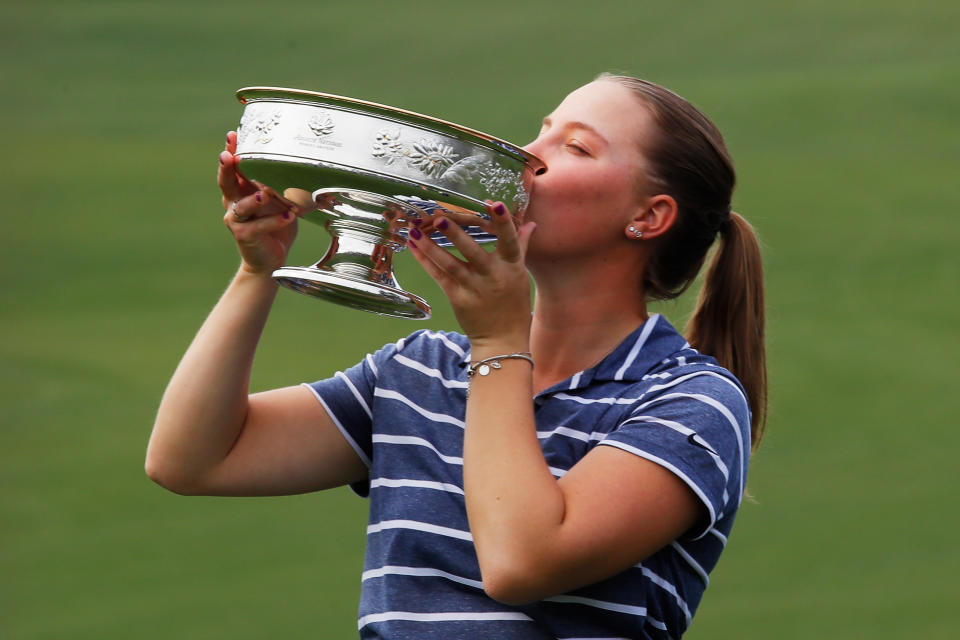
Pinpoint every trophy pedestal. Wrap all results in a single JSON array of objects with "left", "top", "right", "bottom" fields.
[{"left": 272, "top": 189, "right": 431, "bottom": 319}]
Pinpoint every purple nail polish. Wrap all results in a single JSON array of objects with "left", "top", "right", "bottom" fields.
[
  {"left": 408, "top": 239, "right": 418, "bottom": 250},
  {"left": 411, "top": 218, "right": 423, "bottom": 226},
  {"left": 437, "top": 218, "right": 449, "bottom": 230},
  {"left": 282, "top": 210, "right": 291, "bottom": 220},
  {"left": 255, "top": 192, "right": 262, "bottom": 203},
  {"left": 410, "top": 227, "right": 422, "bottom": 240},
  {"left": 493, "top": 202, "right": 507, "bottom": 216}
]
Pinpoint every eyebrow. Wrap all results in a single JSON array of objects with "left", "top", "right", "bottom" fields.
[{"left": 541, "top": 117, "right": 609, "bottom": 145}]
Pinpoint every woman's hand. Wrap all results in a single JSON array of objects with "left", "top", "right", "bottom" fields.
[
  {"left": 219, "top": 131, "right": 302, "bottom": 276},
  {"left": 408, "top": 201, "right": 537, "bottom": 352}
]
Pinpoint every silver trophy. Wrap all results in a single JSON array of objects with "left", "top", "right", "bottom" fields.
[{"left": 233, "top": 87, "right": 545, "bottom": 319}]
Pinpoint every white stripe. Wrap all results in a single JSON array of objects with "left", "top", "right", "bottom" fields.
[
  {"left": 545, "top": 594, "right": 646, "bottom": 617},
  {"left": 300, "top": 383, "right": 371, "bottom": 468},
  {"left": 552, "top": 393, "right": 639, "bottom": 406},
  {"left": 358, "top": 610, "right": 531, "bottom": 628},
  {"left": 372, "top": 434, "right": 463, "bottom": 464},
  {"left": 365, "top": 353, "right": 379, "bottom": 378},
  {"left": 635, "top": 391, "right": 747, "bottom": 504},
  {"left": 423, "top": 330, "right": 467, "bottom": 357},
  {"left": 362, "top": 565, "right": 482, "bottom": 589},
  {"left": 597, "top": 440, "right": 717, "bottom": 529},
  {"left": 373, "top": 388, "right": 466, "bottom": 428},
  {"left": 394, "top": 353, "right": 469, "bottom": 389},
  {"left": 643, "top": 370, "right": 748, "bottom": 409},
  {"left": 639, "top": 565, "right": 693, "bottom": 624},
  {"left": 370, "top": 477, "right": 464, "bottom": 495},
  {"left": 670, "top": 541, "right": 710, "bottom": 587},
  {"left": 614, "top": 314, "right": 659, "bottom": 380},
  {"left": 367, "top": 519, "right": 473, "bottom": 541},
  {"left": 647, "top": 616, "right": 669, "bottom": 631},
  {"left": 536, "top": 425, "right": 606, "bottom": 443},
  {"left": 369, "top": 435, "right": 566, "bottom": 479},
  {"left": 335, "top": 371, "right": 372, "bottom": 419},
  {"left": 569, "top": 371, "right": 582, "bottom": 389},
  {"left": 708, "top": 527, "right": 728, "bottom": 545},
  {"left": 621, "top": 414, "right": 730, "bottom": 482}
]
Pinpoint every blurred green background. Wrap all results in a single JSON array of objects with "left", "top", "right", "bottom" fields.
[{"left": 2, "top": 0, "right": 957, "bottom": 637}]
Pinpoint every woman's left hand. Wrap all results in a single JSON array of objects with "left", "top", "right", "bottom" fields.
[{"left": 408, "top": 201, "right": 536, "bottom": 352}]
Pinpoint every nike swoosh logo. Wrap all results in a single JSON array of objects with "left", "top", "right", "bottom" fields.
[{"left": 687, "top": 433, "right": 718, "bottom": 456}]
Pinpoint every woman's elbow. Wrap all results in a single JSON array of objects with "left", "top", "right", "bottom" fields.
[
  {"left": 479, "top": 556, "right": 549, "bottom": 606},
  {"left": 144, "top": 450, "right": 201, "bottom": 496}
]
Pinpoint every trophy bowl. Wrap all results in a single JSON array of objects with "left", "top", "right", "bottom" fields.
[{"left": 233, "top": 87, "right": 546, "bottom": 319}]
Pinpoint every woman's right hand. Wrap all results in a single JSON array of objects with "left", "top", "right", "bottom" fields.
[{"left": 219, "top": 131, "right": 302, "bottom": 276}]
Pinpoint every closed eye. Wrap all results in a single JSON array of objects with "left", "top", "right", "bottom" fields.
[{"left": 565, "top": 141, "right": 590, "bottom": 156}]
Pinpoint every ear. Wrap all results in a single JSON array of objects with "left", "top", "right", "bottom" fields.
[{"left": 624, "top": 195, "right": 677, "bottom": 240}]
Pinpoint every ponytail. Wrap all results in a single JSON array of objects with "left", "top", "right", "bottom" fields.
[
  {"left": 601, "top": 73, "right": 768, "bottom": 448},
  {"left": 686, "top": 213, "right": 767, "bottom": 448}
]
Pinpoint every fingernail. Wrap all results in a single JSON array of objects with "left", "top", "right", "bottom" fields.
[
  {"left": 437, "top": 218, "right": 449, "bottom": 230},
  {"left": 255, "top": 191, "right": 262, "bottom": 203},
  {"left": 410, "top": 227, "right": 422, "bottom": 240},
  {"left": 226, "top": 133, "right": 231, "bottom": 143},
  {"left": 493, "top": 202, "right": 507, "bottom": 216},
  {"left": 282, "top": 210, "right": 291, "bottom": 220},
  {"left": 219, "top": 151, "right": 230, "bottom": 165},
  {"left": 411, "top": 218, "right": 423, "bottom": 226},
  {"left": 408, "top": 239, "right": 418, "bottom": 250}
]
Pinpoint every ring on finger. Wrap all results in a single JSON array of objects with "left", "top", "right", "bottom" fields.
[{"left": 231, "top": 200, "right": 248, "bottom": 222}]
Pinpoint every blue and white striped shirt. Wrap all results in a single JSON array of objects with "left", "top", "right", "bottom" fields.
[{"left": 307, "top": 314, "right": 751, "bottom": 639}]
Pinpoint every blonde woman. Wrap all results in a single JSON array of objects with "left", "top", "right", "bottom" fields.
[{"left": 147, "top": 74, "right": 766, "bottom": 639}]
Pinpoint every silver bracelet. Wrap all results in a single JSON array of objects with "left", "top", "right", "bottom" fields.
[{"left": 466, "top": 352, "right": 535, "bottom": 378}]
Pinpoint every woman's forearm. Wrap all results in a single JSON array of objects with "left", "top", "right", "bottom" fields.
[
  {"left": 462, "top": 348, "right": 567, "bottom": 603},
  {"left": 145, "top": 267, "right": 279, "bottom": 492}
]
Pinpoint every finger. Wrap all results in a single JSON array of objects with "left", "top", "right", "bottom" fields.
[
  {"left": 407, "top": 236, "right": 456, "bottom": 291},
  {"left": 233, "top": 188, "right": 298, "bottom": 222},
  {"left": 227, "top": 206, "right": 298, "bottom": 236},
  {"left": 408, "top": 224, "right": 471, "bottom": 281},
  {"left": 430, "top": 216, "right": 493, "bottom": 272},
  {"left": 226, "top": 130, "right": 237, "bottom": 154},
  {"left": 516, "top": 221, "right": 537, "bottom": 254},
  {"left": 486, "top": 201, "right": 522, "bottom": 263},
  {"left": 218, "top": 149, "right": 247, "bottom": 204}
]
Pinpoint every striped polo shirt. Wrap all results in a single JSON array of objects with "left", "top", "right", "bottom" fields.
[{"left": 306, "top": 313, "right": 751, "bottom": 639}]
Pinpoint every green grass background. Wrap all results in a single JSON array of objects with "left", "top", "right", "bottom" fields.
[{"left": 2, "top": 0, "right": 957, "bottom": 637}]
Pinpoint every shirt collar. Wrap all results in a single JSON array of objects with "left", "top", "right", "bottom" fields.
[{"left": 539, "top": 314, "right": 689, "bottom": 395}]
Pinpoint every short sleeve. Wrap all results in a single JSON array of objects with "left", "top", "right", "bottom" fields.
[
  {"left": 597, "top": 373, "right": 751, "bottom": 539},
  {"left": 303, "top": 336, "right": 407, "bottom": 497}
]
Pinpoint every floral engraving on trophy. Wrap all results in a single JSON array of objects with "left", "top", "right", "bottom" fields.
[
  {"left": 406, "top": 140, "right": 460, "bottom": 178},
  {"left": 307, "top": 111, "right": 335, "bottom": 137},
  {"left": 439, "top": 156, "right": 488, "bottom": 185},
  {"left": 238, "top": 107, "right": 283, "bottom": 145},
  {"left": 371, "top": 129, "right": 406, "bottom": 165},
  {"left": 238, "top": 108, "right": 283, "bottom": 145}
]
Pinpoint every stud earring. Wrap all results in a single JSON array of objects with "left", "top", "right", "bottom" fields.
[{"left": 628, "top": 225, "right": 643, "bottom": 239}]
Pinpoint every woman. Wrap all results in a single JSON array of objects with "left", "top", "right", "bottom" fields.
[{"left": 146, "top": 74, "right": 766, "bottom": 639}]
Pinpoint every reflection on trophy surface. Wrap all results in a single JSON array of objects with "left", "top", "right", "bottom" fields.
[{"left": 232, "top": 87, "right": 546, "bottom": 319}]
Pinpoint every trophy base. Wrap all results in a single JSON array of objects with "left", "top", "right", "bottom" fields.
[{"left": 272, "top": 266, "right": 431, "bottom": 320}]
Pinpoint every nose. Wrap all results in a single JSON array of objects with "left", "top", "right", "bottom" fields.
[{"left": 522, "top": 140, "right": 548, "bottom": 176}]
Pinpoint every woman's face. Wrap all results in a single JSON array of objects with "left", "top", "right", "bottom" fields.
[{"left": 521, "top": 80, "right": 656, "bottom": 259}]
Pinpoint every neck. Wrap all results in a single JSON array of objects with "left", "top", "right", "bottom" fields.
[{"left": 528, "top": 260, "right": 649, "bottom": 394}]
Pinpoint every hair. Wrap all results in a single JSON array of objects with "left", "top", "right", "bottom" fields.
[{"left": 600, "top": 74, "right": 767, "bottom": 449}]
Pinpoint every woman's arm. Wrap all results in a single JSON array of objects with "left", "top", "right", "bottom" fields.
[
  {"left": 409, "top": 203, "right": 700, "bottom": 604},
  {"left": 144, "top": 133, "right": 366, "bottom": 496},
  {"left": 145, "top": 269, "right": 366, "bottom": 496}
]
